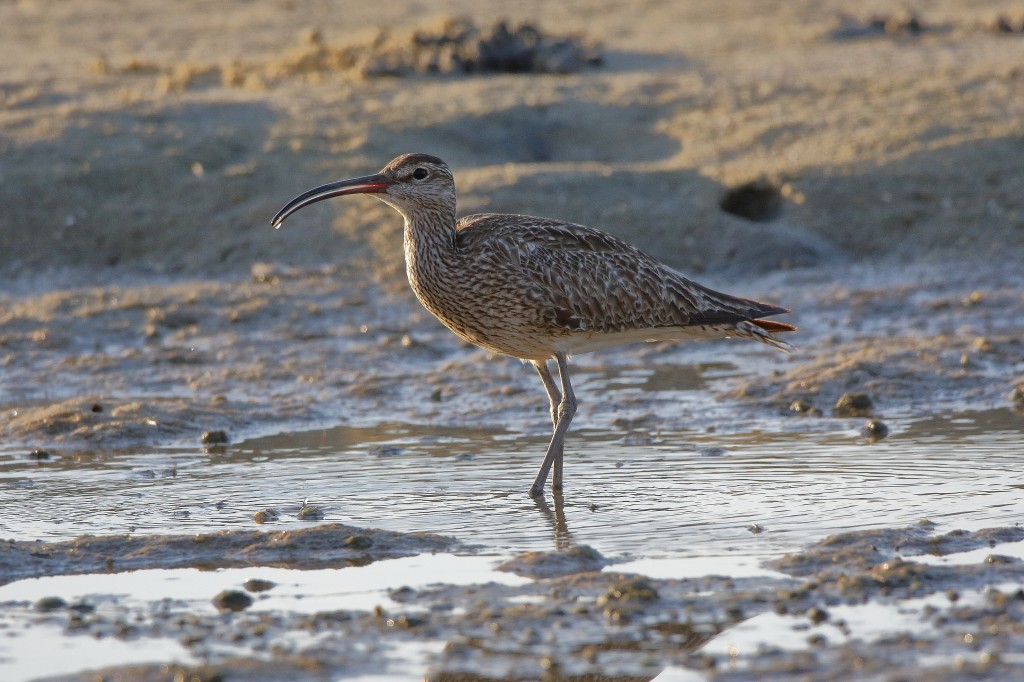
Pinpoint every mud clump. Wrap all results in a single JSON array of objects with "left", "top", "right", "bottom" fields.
[
  {"left": 34, "top": 596, "right": 68, "bottom": 612},
  {"left": 0, "top": 523, "right": 460, "bottom": 585},
  {"left": 378, "top": 17, "right": 604, "bottom": 76},
  {"left": 243, "top": 578, "right": 276, "bottom": 593},
  {"left": 113, "top": 17, "right": 603, "bottom": 93},
  {"left": 343, "top": 534, "right": 373, "bottom": 550},
  {"left": 597, "top": 576, "right": 660, "bottom": 622},
  {"left": 833, "top": 392, "right": 874, "bottom": 417},
  {"left": 201, "top": 429, "right": 229, "bottom": 445},
  {"left": 830, "top": 13, "right": 928, "bottom": 40},
  {"left": 212, "top": 589, "right": 253, "bottom": 612},
  {"left": 252, "top": 508, "right": 279, "bottom": 524},
  {"left": 498, "top": 544, "right": 607, "bottom": 578},
  {"left": 789, "top": 398, "right": 822, "bottom": 417},
  {"left": 995, "top": 14, "right": 1024, "bottom": 33}
]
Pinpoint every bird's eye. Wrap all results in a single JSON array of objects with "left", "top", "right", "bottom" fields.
[{"left": 412, "top": 167, "right": 428, "bottom": 180}]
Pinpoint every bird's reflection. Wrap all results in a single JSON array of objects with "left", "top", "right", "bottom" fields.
[{"left": 532, "top": 490, "right": 572, "bottom": 550}]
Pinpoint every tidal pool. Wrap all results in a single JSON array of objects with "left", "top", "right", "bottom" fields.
[
  {"left": 1, "top": 401, "right": 1022, "bottom": 679},
  {"left": 3, "top": 406, "right": 1021, "bottom": 560}
]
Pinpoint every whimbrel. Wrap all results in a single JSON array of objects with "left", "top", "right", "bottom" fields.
[{"left": 272, "top": 153, "right": 795, "bottom": 497}]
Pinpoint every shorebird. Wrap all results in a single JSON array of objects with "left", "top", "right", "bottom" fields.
[{"left": 272, "top": 153, "right": 795, "bottom": 497}]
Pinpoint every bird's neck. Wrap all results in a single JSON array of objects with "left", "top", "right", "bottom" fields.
[{"left": 402, "top": 207, "right": 458, "bottom": 287}]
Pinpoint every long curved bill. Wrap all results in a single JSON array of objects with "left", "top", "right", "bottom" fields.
[{"left": 271, "top": 173, "right": 390, "bottom": 229}]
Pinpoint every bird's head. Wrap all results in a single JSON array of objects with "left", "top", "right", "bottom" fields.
[{"left": 271, "top": 153, "right": 455, "bottom": 228}]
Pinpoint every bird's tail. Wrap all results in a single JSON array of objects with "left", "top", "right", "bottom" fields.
[{"left": 736, "top": 319, "right": 797, "bottom": 352}]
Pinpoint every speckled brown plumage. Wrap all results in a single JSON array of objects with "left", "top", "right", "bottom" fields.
[{"left": 272, "top": 153, "right": 795, "bottom": 496}]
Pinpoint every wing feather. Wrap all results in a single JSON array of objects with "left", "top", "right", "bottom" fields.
[{"left": 455, "top": 213, "right": 787, "bottom": 334}]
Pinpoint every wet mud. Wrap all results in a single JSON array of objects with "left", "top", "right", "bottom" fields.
[
  {"left": 0, "top": 524, "right": 459, "bottom": 587},
  {"left": 3, "top": 523, "right": 1023, "bottom": 681},
  {"left": 2, "top": 240, "right": 1023, "bottom": 682},
  {"left": 4, "top": 0, "right": 1024, "bottom": 679}
]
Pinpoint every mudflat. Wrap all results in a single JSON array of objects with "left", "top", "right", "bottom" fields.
[{"left": 1, "top": 1, "right": 1023, "bottom": 680}]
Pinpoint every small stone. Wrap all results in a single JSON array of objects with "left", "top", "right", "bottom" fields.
[
  {"left": 297, "top": 503, "right": 324, "bottom": 520},
  {"left": 385, "top": 614, "right": 426, "bottom": 628},
  {"left": 28, "top": 449, "right": 52, "bottom": 460},
  {"left": 600, "top": 577, "right": 659, "bottom": 604},
  {"left": 833, "top": 393, "right": 873, "bottom": 417},
  {"left": 243, "top": 579, "right": 276, "bottom": 593},
  {"left": 201, "top": 430, "right": 229, "bottom": 445},
  {"left": 252, "top": 508, "right": 279, "bottom": 524},
  {"left": 212, "top": 590, "right": 253, "bottom": 612},
  {"left": 34, "top": 596, "right": 67, "bottom": 612},
  {"left": 389, "top": 586, "right": 416, "bottom": 602},
  {"left": 885, "top": 14, "right": 923, "bottom": 36},
  {"left": 789, "top": 399, "right": 822, "bottom": 416},
  {"left": 807, "top": 606, "right": 830, "bottom": 624},
  {"left": 860, "top": 419, "right": 889, "bottom": 442}
]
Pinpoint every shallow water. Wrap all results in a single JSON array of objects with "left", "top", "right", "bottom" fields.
[
  {"left": 0, "top": 554, "right": 522, "bottom": 681},
  {"left": 2, "top": 406, "right": 1022, "bottom": 563},
  {"left": 2, "top": 396, "right": 1023, "bottom": 680}
]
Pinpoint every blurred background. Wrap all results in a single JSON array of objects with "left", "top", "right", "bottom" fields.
[{"left": 1, "top": 0, "right": 1022, "bottom": 289}]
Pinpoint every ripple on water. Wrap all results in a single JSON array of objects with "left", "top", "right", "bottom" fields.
[{"left": 1, "top": 408, "right": 1022, "bottom": 566}]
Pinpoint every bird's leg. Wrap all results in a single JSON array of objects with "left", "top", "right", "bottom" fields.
[
  {"left": 529, "top": 353, "right": 577, "bottom": 496},
  {"left": 551, "top": 354, "right": 576, "bottom": 491},
  {"left": 533, "top": 360, "right": 561, "bottom": 428}
]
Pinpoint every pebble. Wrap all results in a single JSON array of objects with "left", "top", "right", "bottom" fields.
[
  {"left": 298, "top": 503, "right": 325, "bottom": 521},
  {"left": 368, "top": 444, "right": 403, "bottom": 457},
  {"left": 212, "top": 589, "right": 253, "bottom": 612},
  {"left": 201, "top": 430, "right": 230, "bottom": 445},
  {"left": 860, "top": 419, "right": 889, "bottom": 442},
  {"left": 253, "top": 508, "right": 280, "bottom": 524},
  {"left": 243, "top": 579, "right": 276, "bottom": 593},
  {"left": 789, "top": 398, "right": 822, "bottom": 416},
  {"left": 34, "top": 596, "right": 67, "bottom": 612},
  {"left": 807, "top": 606, "right": 830, "bottom": 624}
]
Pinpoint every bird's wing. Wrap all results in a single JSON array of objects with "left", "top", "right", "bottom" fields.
[{"left": 455, "top": 214, "right": 787, "bottom": 334}]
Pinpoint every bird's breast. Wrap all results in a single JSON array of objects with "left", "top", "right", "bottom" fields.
[{"left": 404, "top": 251, "right": 565, "bottom": 361}]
